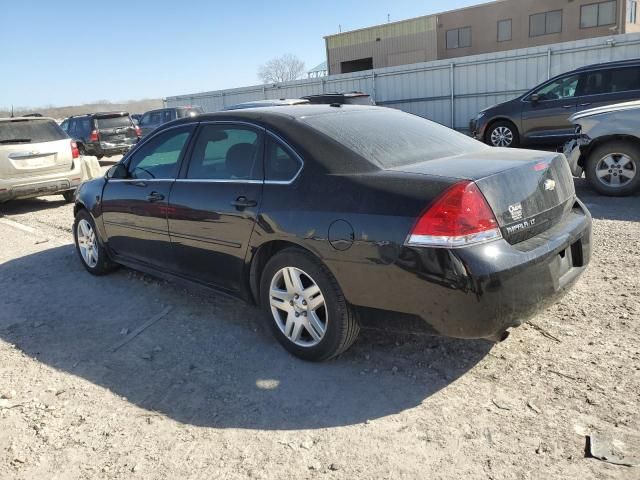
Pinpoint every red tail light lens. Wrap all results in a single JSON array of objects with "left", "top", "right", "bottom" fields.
[
  {"left": 135, "top": 125, "right": 142, "bottom": 137},
  {"left": 406, "top": 181, "right": 502, "bottom": 248},
  {"left": 89, "top": 130, "right": 99, "bottom": 142},
  {"left": 71, "top": 141, "right": 80, "bottom": 159}
]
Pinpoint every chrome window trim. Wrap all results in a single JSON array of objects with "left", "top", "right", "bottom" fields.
[
  {"left": 108, "top": 178, "right": 177, "bottom": 183},
  {"left": 175, "top": 179, "right": 263, "bottom": 184}
]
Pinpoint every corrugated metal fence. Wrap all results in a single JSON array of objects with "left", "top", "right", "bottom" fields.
[{"left": 165, "top": 33, "right": 640, "bottom": 131}]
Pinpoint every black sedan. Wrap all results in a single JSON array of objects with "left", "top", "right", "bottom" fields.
[{"left": 73, "top": 105, "right": 592, "bottom": 361}]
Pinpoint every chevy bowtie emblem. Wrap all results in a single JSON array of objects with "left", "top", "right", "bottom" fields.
[{"left": 544, "top": 179, "right": 556, "bottom": 191}]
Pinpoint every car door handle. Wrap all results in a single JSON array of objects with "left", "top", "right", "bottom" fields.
[
  {"left": 146, "top": 191, "right": 165, "bottom": 202},
  {"left": 579, "top": 103, "right": 592, "bottom": 107},
  {"left": 231, "top": 196, "right": 257, "bottom": 208},
  {"left": 561, "top": 105, "right": 574, "bottom": 109}
]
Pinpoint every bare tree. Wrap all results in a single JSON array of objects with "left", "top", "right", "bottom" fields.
[{"left": 258, "top": 54, "right": 306, "bottom": 84}]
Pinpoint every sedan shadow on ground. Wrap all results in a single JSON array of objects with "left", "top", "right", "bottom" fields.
[{"left": 0, "top": 244, "right": 492, "bottom": 430}]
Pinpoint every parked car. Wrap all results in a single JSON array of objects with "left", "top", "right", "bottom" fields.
[
  {"left": 471, "top": 59, "right": 640, "bottom": 148},
  {"left": 61, "top": 112, "right": 140, "bottom": 160},
  {"left": 224, "top": 99, "right": 309, "bottom": 110},
  {"left": 130, "top": 114, "right": 142, "bottom": 125},
  {"left": 302, "top": 92, "right": 375, "bottom": 105},
  {"left": 563, "top": 100, "right": 640, "bottom": 196},
  {"left": 138, "top": 106, "right": 204, "bottom": 137},
  {"left": 0, "top": 116, "right": 83, "bottom": 202},
  {"left": 73, "top": 105, "right": 591, "bottom": 361}
]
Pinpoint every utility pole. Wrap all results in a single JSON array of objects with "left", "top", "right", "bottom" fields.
[{"left": 387, "top": 13, "right": 390, "bottom": 23}]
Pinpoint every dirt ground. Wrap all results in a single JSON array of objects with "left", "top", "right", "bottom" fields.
[{"left": 0, "top": 178, "right": 638, "bottom": 480}]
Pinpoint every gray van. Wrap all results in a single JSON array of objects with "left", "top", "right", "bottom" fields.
[{"left": 470, "top": 59, "right": 640, "bottom": 148}]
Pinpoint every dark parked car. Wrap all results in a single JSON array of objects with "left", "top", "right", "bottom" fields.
[
  {"left": 302, "top": 92, "right": 375, "bottom": 105},
  {"left": 564, "top": 100, "right": 640, "bottom": 196},
  {"left": 138, "top": 106, "right": 204, "bottom": 137},
  {"left": 224, "top": 99, "right": 310, "bottom": 110},
  {"left": 471, "top": 59, "right": 640, "bottom": 148},
  {"left": 60, "top": 112, "right": 140, "bottom": 159},
  {"left": 130, "top": 114, "right": 142, "bottom": 125},
  {"left": 73, "top": 105, "right": 591, "bottom": 361}
]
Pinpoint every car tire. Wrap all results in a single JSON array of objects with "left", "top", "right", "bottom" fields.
[
  {"left": 73, "top": 209, "right": 116, "bottom": 275},
  {"left": 485, "top": 121, "right": 520, "bottom": 148},
  {"left": 260, "top": 247, "right": 360, "bottom": 361},
  {"left": 62, "top": 190, "right": 75, "bottom": 203},
  {"left": 585, "top": 140, "right": 640, "bottom": 196}
]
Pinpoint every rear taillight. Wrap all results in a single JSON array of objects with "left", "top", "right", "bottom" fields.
[
  {"left": 406, "top": 180, "right": 502, "bottom": 248},
  {"left": 135, "top": 125, "right": 142, "bottom": 137},
  {"left": 89, "top": 130, "right": 99, "bottom": 142},
  {"left": 71, "top": 141, "right": 80, "bottom": 159}
]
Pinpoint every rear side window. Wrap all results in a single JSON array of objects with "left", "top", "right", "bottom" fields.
[
  {"left": 265, "top": 137, "right": 301, "bottom": 181},
  {"left": 96, "top": 116, "right": 132, "bottom": 129},
  {"left": 187, "top": 125, "right": 260, "bottom": 180},
  {"left": 0, "top": 119, "right": 67, "bottom": 144},
  {"left": 580, "top": 67, "right": 640, "bottom": 95},
  {"left": 303, "top": 109, "right": 484, "bottom": 169}
]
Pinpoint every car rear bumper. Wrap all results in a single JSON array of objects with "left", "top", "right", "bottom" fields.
[
  {"left": 0, "top": 161, "right": 84, "bottom": 202},
  {"left": 335, "top": 199, "right": 592, "bottom": 340}
]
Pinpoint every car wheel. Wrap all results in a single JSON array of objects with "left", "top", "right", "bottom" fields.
[
  {"left": 77, "top": 144, "right": 86, "bottom": 156},
  {"left": 62, "top": 190, "right": 75, "bottom": 203},
  {"left": 73, "top": 209, "right": 116, "bottom": 275},
  {"left": 486, "top": 121, "right": 520, "bottom": 148},
  {"left": 260, "top": 248, "right": 360, "bottom": 361},
  {"left": 585, "top": 141, "right": 640, "bottom": 196}
]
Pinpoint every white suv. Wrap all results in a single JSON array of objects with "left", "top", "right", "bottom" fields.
[{"left": 0, "top": 117, "right": 84, "bottom": 203}]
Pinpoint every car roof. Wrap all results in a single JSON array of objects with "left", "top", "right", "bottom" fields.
[
  {"left": 0, "top": 116, "right": 57, "bottom": 123},
  {"left": 573, "top": 58, "right": 640, "bottom": 72}
]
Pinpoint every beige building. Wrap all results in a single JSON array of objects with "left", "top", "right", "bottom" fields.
[{"left": 325, "top": 0, "right": 640, "bottom": 74}]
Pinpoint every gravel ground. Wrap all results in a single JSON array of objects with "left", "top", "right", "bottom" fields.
[{"left": 0, "top": 178, "right": 638, "bottom": 480}]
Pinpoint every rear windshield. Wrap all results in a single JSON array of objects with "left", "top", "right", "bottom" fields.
[
  {"left": 96, "top": 116, "right": 132, "bottom": 129},
  {"left": 0, "top": 119, "right": 68, "bottom": 144},
  {"left": 177, "top": 107, "right": 203, "bottom": 118},
  {"left": 302, "top": 108, "right": 485, "bottom": 169}
]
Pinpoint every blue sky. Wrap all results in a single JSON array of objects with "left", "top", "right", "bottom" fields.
[{"left": 1, "top": 0, "right": 479, "bottom": 108}]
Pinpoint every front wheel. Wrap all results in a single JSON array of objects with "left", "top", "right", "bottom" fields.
[
  {"left": 486, "top": 121, "right": 520, "bottom": 148},
  {"left": 585, "top": 141, "right": 640, "bottom": 196},
  {"left": 73, "top": 209, "right": 116, "bottom": 275},
  {"left": 260, "top": 248, "right": 360, "bottom": 361}
]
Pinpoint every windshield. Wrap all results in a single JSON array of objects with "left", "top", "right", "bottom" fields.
[
  {"left": 0, "top": 119, "right": 68, "bottom": 144},
  {"left": 303, "top": 108, "right": 485, "bottom": 169},
  {"left": 96, "top": 116, "right": 132, "bottom": 129}
]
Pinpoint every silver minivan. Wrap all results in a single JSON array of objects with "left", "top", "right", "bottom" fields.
[{"left": 0, "top": 117, "right": 84, "bottom": 203}]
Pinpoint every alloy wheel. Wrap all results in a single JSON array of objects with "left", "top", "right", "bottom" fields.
[
  {"left": 269, "top": 266, "right": 327, "bottom": 347},
  {"left": 77, "top": 219, "right": 98, "bottom": 268},
  {"left": 490, "top": 126, "right": 514, "bottom": 147},
  {"left": 595, "top": 153, "right": 637, "bottom": 188}
]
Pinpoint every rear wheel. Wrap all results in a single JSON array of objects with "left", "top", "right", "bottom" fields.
[
  {"left": 585, "top": 140, "right": 640, "bottom": 196},
  {"left": 486, "top": 121, "right": 520, "bottom": 148},
  {"left": 260, "top": 248, "right": 359, "bottom": 361},
  {"left": 73, "top": 209, "right": 116, "bottom": 275}
]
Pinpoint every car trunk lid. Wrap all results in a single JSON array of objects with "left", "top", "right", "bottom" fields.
[
  {"left": 95, "top": 114, "right": 136, "bottom": 145},
  {"left": 0, "top": 119, "right": 73, "bottom": 178},
  {"left": 393, "top": 148, "right": 576, "bottom": 244}
]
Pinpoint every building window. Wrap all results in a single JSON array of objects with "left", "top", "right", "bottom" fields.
[
  {"left": 446, "top": 26, "right": 472, "bottom": 49},
  {"left": 529, "top": 10, "right": 563, "bottom": 37},
  {"left": 497, "top": 19, "right": 512, "bottom": 42},
  {"left": 628, "top": 0, "right": 638, "bottom": 23},
  {"left": 340, "top": 57, "right": 373, "bottom": 74},
  {"left": 581, "top": 1, "right": 617, "bottom": 28}
]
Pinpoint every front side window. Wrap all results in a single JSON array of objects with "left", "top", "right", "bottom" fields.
[
  {"left": 497, "top": 19, "right": 512, "bottom": 42},
  {"left": 446, "top": 27, "right": 472, "bottom": 49},
  {"left": 530, "top": 10, "right": 562, "bottom": 37},
  {"left": 127, "top": 126, "right": 193, "bottom": 180},
  {"left": 532, "top": 74, "right": 579, "bottom": 100},
  {"left": 581, "top": 1, "right": 617, "bottom": 28},
  {"left": 187, "top": 124, "right": 260, "bottom": 180},
  {"left": 265, "top": 137, "right": 302, "bottom": 182}
]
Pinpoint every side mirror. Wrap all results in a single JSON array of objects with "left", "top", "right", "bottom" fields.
[
  {"left": 530, "top": 93, "right": 540, "bottom": 103},
  {"left": 106, "top": 163, "right": 128, "bottom": 179}
]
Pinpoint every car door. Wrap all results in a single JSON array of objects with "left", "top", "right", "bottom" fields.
[
  {"left": 168, "top": 122, "right": 263, "bottom": 293},
  {"left": 101, "top": 124, "right": 195, "bottom": 267},
  {"left": 520, "top": 73, "right": 580, "bottom": 146},
  {"left": 576, "top": 66, "right": 640, "bottom": 112}
]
